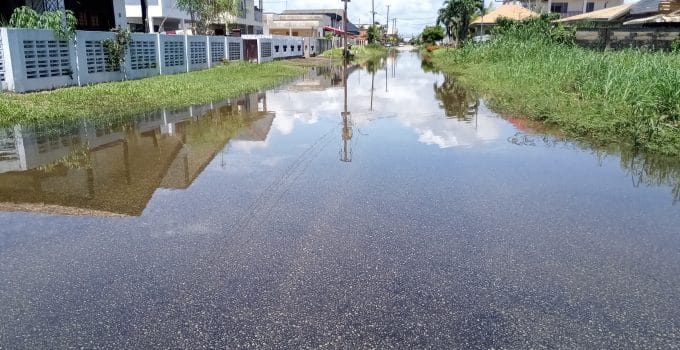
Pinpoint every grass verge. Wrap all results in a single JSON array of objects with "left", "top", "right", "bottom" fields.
[
  {"left": 430, "top": 40, "right": 680, "bottom": 155},
  {"left": 321, "top": 44, "right": 388, "bottom": 60},
  {"left": 0, "top": 61, "right": 306, "bottom": 128}
]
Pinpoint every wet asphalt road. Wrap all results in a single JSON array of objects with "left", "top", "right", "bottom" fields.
[{"left": 1, "top": 53, "right": 680, "bottom": 349}]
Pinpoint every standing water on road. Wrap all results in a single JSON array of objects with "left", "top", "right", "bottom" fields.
[{"left": 1, "top": 52, "right": 679, "bottom": 348}]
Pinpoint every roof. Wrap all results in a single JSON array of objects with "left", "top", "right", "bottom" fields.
[
  {"left": 345, "top": 22, "right": 360, "bottom": 34},
  {"left": 323, "top": 23, "right": 360, "bottom": 35},
  {"left": 282, "top": 9, "right": 344, "bottom": 19},
  {"left": 554, "top": 4, "right": 633, "bottom": 22},
  {"left": 630, "top": 0, "right": 662, "bottom": 15},
  {"left": 471, "top": 4, "right": 538, "bottom": 25},
  {"left": 624, "top": 9, "right": 680, "bottom": 24}
]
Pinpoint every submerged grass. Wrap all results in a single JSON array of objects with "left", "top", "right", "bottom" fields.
[
  {"left": 431, "top": 39, "right": 680, "bottom": 155},
  {"left": 0, "top": 61, "right": 306, "bottom": 128}
]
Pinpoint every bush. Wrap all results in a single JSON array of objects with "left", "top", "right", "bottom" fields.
[
  {"left": 672, "top": 37, "right": 680, "bottom": 53},
  {"left": 9, "top": 6, "right": 76, "bottom": 40},
  {"left": 494, "top": 14, "right": 575, "bottom": 45}
]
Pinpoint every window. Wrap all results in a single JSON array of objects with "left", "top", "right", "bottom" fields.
[
  {"left": 586, "top": 2, "right": 595, "bottom": 12},
  {"left": 550, "top": 2, "right": 569, "bottom": 13}
]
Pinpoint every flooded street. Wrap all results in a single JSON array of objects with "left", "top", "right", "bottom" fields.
[{"left": 1, "top": 52, "right": 679, "bottom": 348}]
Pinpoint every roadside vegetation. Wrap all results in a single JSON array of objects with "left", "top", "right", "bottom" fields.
[
  {"left": 321, "top": 44, "right": 388, "bottom": 60},
  {"left": 0, "top": 61, "right": 305, "bottom": 128},
  {"left": 430, "top": 15, "right": 680, "bottom": 155}
]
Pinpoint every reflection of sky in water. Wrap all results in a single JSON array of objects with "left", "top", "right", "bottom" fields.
[{"left": 264, "top": 54, "right": 511, "bottom": 149}]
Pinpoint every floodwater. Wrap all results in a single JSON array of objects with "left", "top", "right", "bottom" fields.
[{"left": 1, "top": 52, "right": 679, "bottom": 348}]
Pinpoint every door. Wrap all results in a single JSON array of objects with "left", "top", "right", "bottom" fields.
[{"left": 244, "top": 40, "right": 258, "bottom": 62}]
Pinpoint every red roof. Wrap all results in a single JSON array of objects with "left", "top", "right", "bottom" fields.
[{"left": 323, "top": 26, "right": 346, "bottom": 35}]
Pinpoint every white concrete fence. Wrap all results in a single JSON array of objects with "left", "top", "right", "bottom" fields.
[{"left": 0, "top": 28, "right": 327, "bottom": 93}]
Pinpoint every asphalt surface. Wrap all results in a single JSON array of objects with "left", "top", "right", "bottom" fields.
[{"left": 1, "top": 53, "right": 679, "bottom": 349}]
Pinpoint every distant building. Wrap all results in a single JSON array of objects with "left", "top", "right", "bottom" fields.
[
  {"left": 266, "top": 9, "right": 359, "bottom": 36},
  {"left": 263, "top": 13, "right": 332, "bottom": 37}
]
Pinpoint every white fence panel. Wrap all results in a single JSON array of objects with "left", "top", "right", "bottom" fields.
[
  {"left": 75, "top": 30, "right": 124, "bottom": 86},
  {"left": 208, "top": 36, "right": 226, "bottom": 67},
  {"left": 259, "top": 38, "right": 273, "bottom": 63},
  {"left": 1, "top": 28, "right": 77, "bottom": 92},
  {"left": 187, "top": 35, "right": 209, "bottom": 71},
  {"left": 126, "top": 33, "right": 160, "bottom": 80},
  {"left": 226, "top": 37, "right": 242, "bottom": 61},
  {"left": 159, "top": 34, "right": 187, "bottom": 75},
  {"left": 0, "top": 28, "right": 312, "bottom": 93}
]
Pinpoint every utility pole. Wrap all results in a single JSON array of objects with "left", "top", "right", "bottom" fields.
[
  {"left": 342, "top": 0, "right": 350, "bottom": 58},
  {"left": 140, "top": 0, "right": 149, "bottom": 32},
  {"left": 386, "top": 4, "right": 390, "bottom": 36},
  {"left": 372, "top": 0, "right": 376, "bottom": 24}
]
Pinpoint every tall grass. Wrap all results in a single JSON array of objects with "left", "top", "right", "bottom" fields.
[{"left": 432, "top": 26, "right": 680, "bottom": 155}]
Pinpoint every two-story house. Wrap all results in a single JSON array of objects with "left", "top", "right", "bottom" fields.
[
  {"left": 531, "top": 0, "right": 637, "bottom": 18},
  {"left": 125, "top": 0, "right": 263, "bottom": 34}
]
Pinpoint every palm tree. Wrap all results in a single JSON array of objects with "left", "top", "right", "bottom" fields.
[
  {"left": 436, "top": 0, "right": 483, "bottom": 44},
  {"left": 436, "top": 0, "right": 455, "bottom": 41}
]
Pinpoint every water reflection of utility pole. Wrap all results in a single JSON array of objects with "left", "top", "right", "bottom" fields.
[
  {"left": 340, "top": 62, "right": 352, "bottom": 162},
  {"left": 392, "top": 54, "right": 397, "bottom": 77},
  {"left": 370, "top": 71, "right": 375, "bottom": 111},
  {"left": 385, "top": 58, "right": 388, "bottom": 92}
]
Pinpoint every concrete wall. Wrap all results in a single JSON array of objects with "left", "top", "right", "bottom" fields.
[
  {"left": 0, "top": 28, "right": 310, "bottom": 93},
  {"left": 576, "top": 27, "right": 680, "bottom": 50},
  {"left": 0, "top": 28, "right": 255, "bottom": 93}
]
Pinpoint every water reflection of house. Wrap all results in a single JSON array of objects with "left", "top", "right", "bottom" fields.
[{"left": 0, "top": 93, "right": 273, "bottom": 216}]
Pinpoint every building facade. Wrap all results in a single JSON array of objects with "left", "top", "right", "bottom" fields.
[
  {"left": 125, "top": 0, "right": 263, "bottom": 34},
  {"left": 530, "top": 0, "right": 636, "bottom": 18}
]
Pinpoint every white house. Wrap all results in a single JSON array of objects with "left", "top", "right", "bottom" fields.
[
  {"left": 530, "top": 0, "right": 638, "bottom": 18},
  {"left": 125, "top": 0, "right": 263, "bottom": 34}
]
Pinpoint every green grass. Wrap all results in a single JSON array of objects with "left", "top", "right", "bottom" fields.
[
  {"left": 0, "top": 61, "right": 306, "bottom": 128},
  {"left": 431, "top": 39, "right": 680, "bottom": 155}
]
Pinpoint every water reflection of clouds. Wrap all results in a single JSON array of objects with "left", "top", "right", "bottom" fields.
[{"left": 264, "top": 54, "right": 509, "bottom": 149}]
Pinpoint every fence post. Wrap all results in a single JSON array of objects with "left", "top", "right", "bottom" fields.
[
  {"left": 156, "top": 33, "right": 163, "bottom": 74},
  {"left": 207, "top": 35, "right": 212, "bottom": 68},
  {"left": 185, "top": 34, "right": 189, "bottom": 73},
  {"left": 0, "top": 28, "right": 13, "bottom": 91}
]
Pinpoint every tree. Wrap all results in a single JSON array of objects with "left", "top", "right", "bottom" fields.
[
  {"left": 367, "top": 25, "right": 381, "bottom": 44},
  {"left": 176, "top": 0, "right": 241, "bottom": 34},
  {"left": 436, "top": 0, "right": 483, "bottom": 44},
  {"left": 421, "top": 25, "right": 444, "bottom": 44}
]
